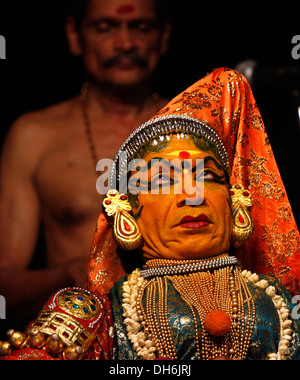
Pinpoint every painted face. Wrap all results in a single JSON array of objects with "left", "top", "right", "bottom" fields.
[
  {"left": 71, "top": 0, "right": 170, "bottom": 87},
  {"left": 128, "top": 137, "right": 233, "bottom": 260}
]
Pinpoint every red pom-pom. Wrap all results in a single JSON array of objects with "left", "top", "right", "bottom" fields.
[{"left": 204, "top": 310, "right": 231, "bottom": 337}]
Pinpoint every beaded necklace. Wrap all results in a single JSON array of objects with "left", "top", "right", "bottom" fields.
[
  {"left": 123, "top": 255, "right": 256, "bottom": 360},
  {"left": 140, "top": 254, "right": 238, "bottom": 278},
  {"left": 80, "top": 82, "right": 99, "bottom": 170}
]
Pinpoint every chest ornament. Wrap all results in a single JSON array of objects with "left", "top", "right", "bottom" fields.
[{"left": 122, "top": 257, "right": 293, "bottom": 360}]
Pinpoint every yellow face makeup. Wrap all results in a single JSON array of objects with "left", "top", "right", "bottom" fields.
[{"left": 128, "top": 137, "right": 233, "bottom": 260}]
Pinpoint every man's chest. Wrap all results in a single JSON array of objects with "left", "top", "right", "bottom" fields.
[{"left": 34, "top": 140, "right": 103, "bottom": 225}]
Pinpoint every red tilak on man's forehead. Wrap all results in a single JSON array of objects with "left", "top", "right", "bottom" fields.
[{"left": 115, "top": 4, "right": 136, "bottom": 14}]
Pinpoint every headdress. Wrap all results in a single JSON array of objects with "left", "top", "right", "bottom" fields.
[{"left": 87, "top": 68, "right": 300, "bottom": 295}]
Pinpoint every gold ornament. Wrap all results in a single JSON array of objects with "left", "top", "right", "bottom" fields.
[
  {"left": 32, "top": 310, "right": 91, "bottom": 351},
  {"left": 230, "top": 184, "right": 254, "bottom": 242},
  {"left": 26, "top": 288, "right": 103, "bottom": 360},
  {"left": 0, "top": 341, "right": 12, "bottom": 356},
  {"left": 103, "top": 190, "right": 142, "bottom": 250},
  {"left": 0, "top": 287, "right": 103, "bottom": 360},
  {"left": 45, "top": 334, "right": 64, "bottom": 356},
  {"left": 7, "top": 330, "right": 27, "bottom": 349},
  {"left": 27, "top": 327, "right": 46, "bottom": 349},
  {"left": 56, "top": 288, "right": 101, "bottom": 320},
  {"left": 62, "top": 344, "right": 83, "bottom": 360}
]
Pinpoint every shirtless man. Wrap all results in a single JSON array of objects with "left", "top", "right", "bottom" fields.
[{"left": 0, "top": 0, "right": 171, "bottom": 325}]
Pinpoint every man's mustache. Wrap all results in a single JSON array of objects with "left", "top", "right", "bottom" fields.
[{"left": 103, "top": 53, "right": 148, "bottom": 69}]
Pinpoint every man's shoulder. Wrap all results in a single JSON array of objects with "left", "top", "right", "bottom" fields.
[
  {"left": 2, "top": 97, "right": 79, "bottom": 168},
  {"left": 10, "top": 97, "right": 79, "bottom": 136}
]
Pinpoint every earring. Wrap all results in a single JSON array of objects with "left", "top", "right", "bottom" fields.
[
  {"left": 230, "top": 184, "right": 254, "bottom": 242},
  {"left": 103, "top": 190, "right": 142, "bottom": 250}
]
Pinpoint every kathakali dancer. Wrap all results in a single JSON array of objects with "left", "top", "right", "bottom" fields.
[{"left": 1, "top": 68, "right": 300, "bottom": 360}]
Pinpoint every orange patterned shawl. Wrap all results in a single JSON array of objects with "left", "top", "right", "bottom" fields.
[{"left": 86, "top": 68, "right": 300, "bottom": 295}]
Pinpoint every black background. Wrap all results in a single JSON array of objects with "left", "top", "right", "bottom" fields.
[{"left": 0, "top": 2, "right": 299, "bottom": 119}]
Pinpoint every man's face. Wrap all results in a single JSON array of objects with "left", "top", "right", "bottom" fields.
[
  {"left": 70, "top": 0, "right": 169, "bottom": 87},
  {"left": 128, "top": 137, "right": 233, "bottom": 261}
]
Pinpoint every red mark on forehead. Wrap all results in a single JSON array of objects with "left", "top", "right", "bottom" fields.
[
  {"left": 179, "top": 151, "right": 191, "bottom": 160},
  {"left": 116, "top": 4, "right": 136, "bottom": 15}
]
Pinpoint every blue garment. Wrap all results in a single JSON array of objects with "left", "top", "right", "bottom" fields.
[{"left": 109, "top": 272, "right": 300, "bottom": 360}]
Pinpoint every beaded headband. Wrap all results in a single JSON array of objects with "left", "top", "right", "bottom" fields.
[{"left": 109, "top": 114, "right": 230, "bottom": 191}]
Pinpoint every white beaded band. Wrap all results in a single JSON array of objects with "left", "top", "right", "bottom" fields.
[{"left": 140, "top": 256, "right": 238, "bottom": 278}]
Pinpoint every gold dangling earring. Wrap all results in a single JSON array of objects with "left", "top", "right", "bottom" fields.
[
  {"left": 230, "top": 184, "right": 254, "bottom": 243},
  {"left": 103, "top": 190, "right": 143, "bottom": 250}
]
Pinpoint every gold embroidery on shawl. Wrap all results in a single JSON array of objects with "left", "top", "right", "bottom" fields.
[
  {"left": 231, "top": 108, "right": 241, "bottom": 135},
  {"left": 239, "top": 133, "right": 249, "bottom": 148},
  {"left": 96, "top": 270, "right": 109, "bottom": 285},
  {"left": 232, "top": 156, "right": 245, "bottom": 182},
  {"left": 244, "top": 103, "right": 264, "bottom": 131},
  {"left": 261, "top": 220, "right": 300, "bottom": 264},
  {"left": 261, "top": 173, "right": 285, "bottom": 201},
  {"left": 90, "top": 245, "right": 105, "bottom": 264},
  {"left": 247, "top": 148, "right": 268, "bottom": 186},
  {"left": 278, "top": 206, "right": 292, "bottom": 222}
]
